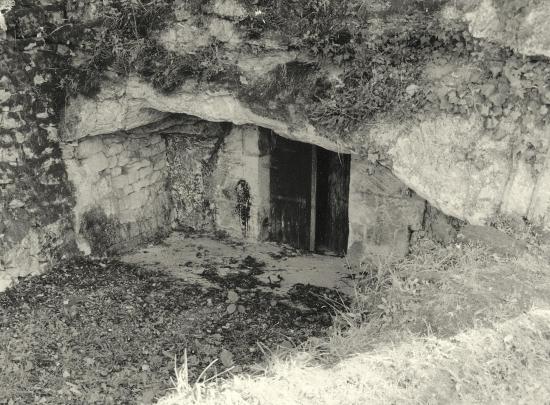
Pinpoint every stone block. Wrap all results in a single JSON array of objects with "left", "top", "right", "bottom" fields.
[
  {"left": 84, "top": 152, "right": 109, "bottom": 173},
  {"left": 123, "top": 184, "right": 135, "bottom": 196},
  {"left": 153, "top": 158, "right": 167, "bottom": 170},
  {"left": 117, "top": 154, "right": 130, "bottom": 167},
  {"left": 149, "top": 170, "right": 164, "bottom": 184},
  {"left": 348, "top": 160, "right": 426, "bottom": 260},
  {"left": 61, "top": 143, "right": 77, "bottom": 160},
  {"left": 14, "top": 131, "right": 26, "bottom": 144},
  {"left": 78, "top": 137, "right": 104, "bottom": 158},
  {"left": 111, "top": 174, "right": 129, "bottom": 190},
  {"left": 124, "top": 165, "right": 141, "bottom": 184},
  {"left": 104, "top": 142, "right": 125, "bottom": 157},
  {"left": 138, "top": 165, "right": 154, "bottom": 180},
  {"left": 132, "top": 176, "right": 149, "bottom": 191},
  {"left": 425, "top": 207, "right": 457, "bottom": 245},
  {"left": 0, "top": 147, "right": 19, "bottom": 164},
  {"left": 0, "top": 89, "right": 11, "bottom": 103},
  {"left": 242, "top": 130, "right": 260, "bottom": 156}
]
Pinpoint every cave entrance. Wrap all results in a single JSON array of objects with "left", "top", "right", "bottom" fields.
[{"left": 268, "top": 133, "right": 350, "bottom": 255}]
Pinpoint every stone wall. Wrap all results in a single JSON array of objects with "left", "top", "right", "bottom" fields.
[
  {"left": 213, "top": 125, "right": 270, "bottom": 240},
  {"left": 0, "top": 0, "right": 76, "bottom": 291},
  {"left": 348, "top": 159, "right": 426, "bottom": 263},
  {"left": 62, "top": 132, "right": 170, "bottom": 253},
  {"left": 166, "top": 120, "right": 229, "bottom": 231}
]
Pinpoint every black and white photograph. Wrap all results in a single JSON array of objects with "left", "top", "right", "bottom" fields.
[{"left": 1, "top": 0, "right": 550, "bottom": 403}]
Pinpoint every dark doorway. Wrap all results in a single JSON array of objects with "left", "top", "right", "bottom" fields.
[
  {"left": 269, "top": 135, "right": 313, "bottom": 250},
  {"left": 315, "top": 147, "right": 351, "bottom": 256},
  {"left": 268, "top": 132, "right": 350, "bottom": 255}
]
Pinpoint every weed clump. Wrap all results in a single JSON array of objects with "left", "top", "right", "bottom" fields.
[{"left": 80, "top": 207, "right": 121, "bottom": 255}]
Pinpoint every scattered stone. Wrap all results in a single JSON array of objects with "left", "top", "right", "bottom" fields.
[
  {"left": 8, "top": 199, "right": 25, "bottom": 209},
  {"left": 33, "top": 74, "right": 47, "bottom": 85},
  {"left": 227, "top": 290, "right": 239, "bottom": 303},
  {"left": 219, "top": 349, "right": 234, "bottom": 368},
  {"left": 227, "top": 303, "right": 236, "bottom": 314},
  {"left": 237, "top": 305, "right": 246, "bottom": 314},
  {"left": 406, "top": 84, "right": 420, "bottom": 96}
]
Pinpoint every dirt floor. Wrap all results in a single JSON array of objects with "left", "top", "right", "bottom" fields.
[
  {"left": 0, "top": 232, "right": 351, "bottom": 405},
  {"left": 121, "top": 232, "right": 355, "bottom": 295}
]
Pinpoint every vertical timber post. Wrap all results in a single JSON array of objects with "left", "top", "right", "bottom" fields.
[{"left": 309, "top": 145, "right": 317, "bottom": 251}]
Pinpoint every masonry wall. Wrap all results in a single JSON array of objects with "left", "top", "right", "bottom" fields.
[
  {"left": 347, "top": 158, "right": 426, "bottom": 263},
  {"left": 165, "top": 120, "right": 229, "bottom": 231},
  {"left": 213, "top": 125, "right": 270, "bottom": 240},
  {"left": 0, "top": 1, "right": 76, "bottom": 290},
  {"left": 62, "top": 132, "right": 171, "bottom": 253}
]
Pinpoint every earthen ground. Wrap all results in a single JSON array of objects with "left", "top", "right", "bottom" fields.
[{"left": 121, "top": 232, "right": 355, "bottom": 296}]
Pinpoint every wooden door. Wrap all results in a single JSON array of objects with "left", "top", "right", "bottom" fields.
[
  {"left": 315, "top": 148, "right": 351, "bottom": 255},
  {"left": 269, "top": 136, "right": 312, "bottom": 250}
]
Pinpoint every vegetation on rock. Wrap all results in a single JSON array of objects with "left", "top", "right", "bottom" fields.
[{"left": 6, "top": 0, "right": 549, "bottom": 145}]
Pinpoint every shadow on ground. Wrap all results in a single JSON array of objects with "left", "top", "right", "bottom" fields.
[{"left": 0, "top": 233, "right": 351, "bottom": 404}]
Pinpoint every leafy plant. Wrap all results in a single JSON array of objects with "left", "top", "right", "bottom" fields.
[{"left": 80, "top": 207, "right": 121, "bottom": 255}]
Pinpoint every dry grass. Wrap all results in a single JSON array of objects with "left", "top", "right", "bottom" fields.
[
  {"left": 158, "top": 308, "right": 550, "bottom": 405},
  {"left": 157, "top": 238, "right": 550, "bottom": 405}
]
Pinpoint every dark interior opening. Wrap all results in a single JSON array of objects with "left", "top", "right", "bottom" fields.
[
  {"left": 269, "top": 135, "right": 313, "bottom": 250},
  {"left": 267, "top": 131, "right": 351, "bottom": 255}
]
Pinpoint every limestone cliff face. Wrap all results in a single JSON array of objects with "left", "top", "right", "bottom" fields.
[
  {"left": 459, "top": 0, "right": 550, "bottom": 58},
  {"left": 62, "top": 0, "right": 550, "bottom": 232}
]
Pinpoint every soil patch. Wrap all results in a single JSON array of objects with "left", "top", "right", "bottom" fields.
[{"left": 0, "top": 258, "right": 335, "bottom": 405}]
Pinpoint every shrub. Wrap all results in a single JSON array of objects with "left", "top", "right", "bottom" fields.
[{"left": 80, "top": 207, "right": 121, "bottom": 256}]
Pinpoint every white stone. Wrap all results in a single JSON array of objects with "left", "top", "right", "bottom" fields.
[
  {"left": 376, "top": 115, "right": 511, "bottom": 225},
  {"left": 76, "top": 235, "right": 91, "bottom": 256},
  {"left": 84, "top": 152, "right": 109, "bottom": 173},
  {"left": 0, "top": 88, "right": 10, "bottom": 103},
  {"left": 104, "top": 142, "right": 124, "bottom": 157},
  {"left": 455, "top": 0, "right": 550, "bottom": 58},
  {"left": 0, "top": 146, "right": 18, "bottom": 163},
  {"left": 111, "top": 166, "right": 122, "bottom": 177},
  {"left": 111, "top": 174, "right": 129, "bottom": 190},
  {"left": 0, "top": 112, "right": 21, "bottom": 129},
  {"left": 8, "top": 199, "right": 25, "bottom": 209},
  {"left": 501, "top": 159, "right": 536, "bottom": 217},
  {"left": 0, "top": 275, "right": 13, "bottom": 293},
  {"left": 211, "top": 0, "right": 247, "bottom": 18},
  {"left": 78, "top": 137, "right": 105, "bottom": 158}
]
